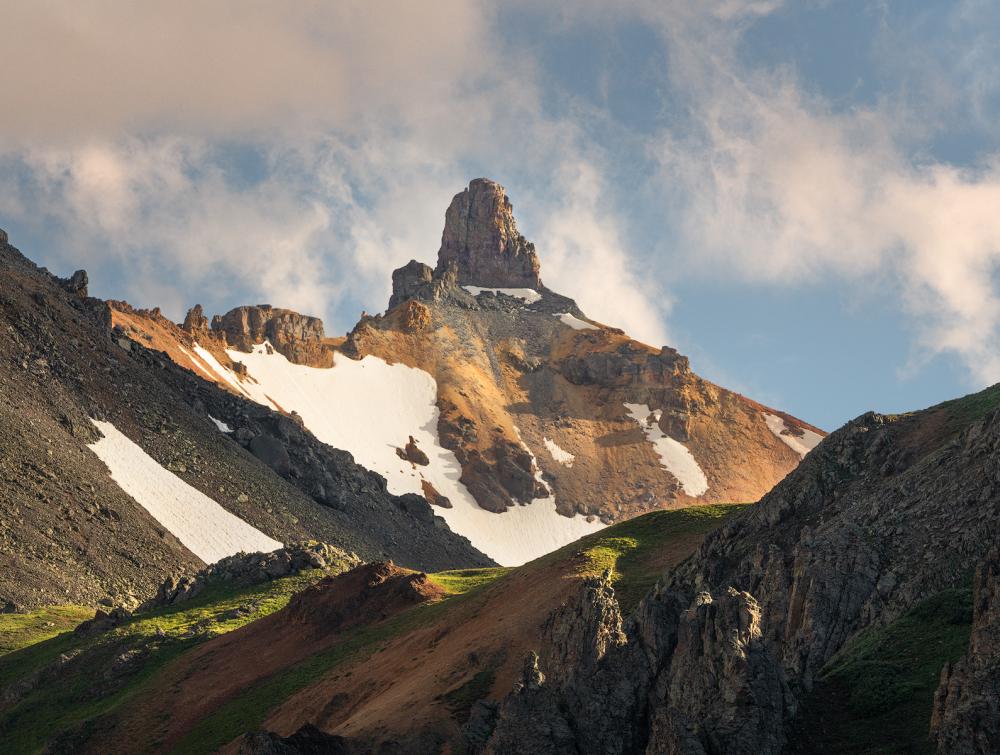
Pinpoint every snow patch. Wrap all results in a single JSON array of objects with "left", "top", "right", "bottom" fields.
[
  {"left": 209, "top": 416, "right": 233, "bottom": 433},
  {"left": 463, "top": 286, "right": 542, "bottom": 305},
  {"left": 555, "top": 312, "right": 596, "bottom": 330},
  {"left": 544, "top": 437, "right": 575, "bottom": 466},
  {"left": 624, "top": 403, "right": 709, "bottom": 497},
  {"left": 88, "top": 420, "right": 282, "bottom": 564},
  {"left": 215, "top": 343, "right": 602, "bottom": 566},
  {"left": 764, "top": 414, "right": 823, "bottom": 458},
  {"left": 178, "top": 344, "right": 218, "bottom": 382}
]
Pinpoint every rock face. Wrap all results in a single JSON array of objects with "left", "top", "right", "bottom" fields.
[
  {"left": 182, "top": 304, "right": 211, "bottom": 337},
  {"left": 477, "top": 399, "right": 1000, "bottom": 752},
  {"left": 62, "top": 269, "right": 89, "bottom": 298},
  {"left": 207, "top": 305, "right": 331, "bottom": 367},
  {"left": 932, "top": 545, "right": 1000, "bottom": 754},
  {"left": 0, "top": 228, "right": 8, "bottom": 245},
  {"left": 435, "top": 178, "right": 542, "bottom": 289}
]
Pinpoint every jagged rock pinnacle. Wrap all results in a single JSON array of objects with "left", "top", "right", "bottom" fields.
[{"left": 435, "top": 178, "right": 542, "bottom": 289}]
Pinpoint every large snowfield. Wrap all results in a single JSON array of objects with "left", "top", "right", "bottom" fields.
[
  {"left": 203, "top": 343, "right": 603, "bottom": 566},
  {"left": 88, "top": 420, "right": 283, "bottom": 564},
  {"left": 624, "top": 403, "right": 709, "bottom": 497},
  {"left": 764, "top": 413, "right": 823, "bottom": 457}
]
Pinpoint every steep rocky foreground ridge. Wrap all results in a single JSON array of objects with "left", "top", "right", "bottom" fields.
[
  {"left": 210, "top": 386, "right": 999, "bottom": 754},
  {"left": 116, "top": 178, "right": 823, "bottom": 565},
  {"left": 471, "top": 390, "right": 1000, "bottom": 753},
  {"left": 0, "top": 232, "right": 490, "bottom": 610}
]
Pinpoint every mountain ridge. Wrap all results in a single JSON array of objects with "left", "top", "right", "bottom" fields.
[{"left": 104, "top": 178, "right": 824, "bottom": 564}]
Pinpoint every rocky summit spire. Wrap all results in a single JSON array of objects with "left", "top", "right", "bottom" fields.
[{"left": 435, "top": 178, "right": 542, "bottom": 289}]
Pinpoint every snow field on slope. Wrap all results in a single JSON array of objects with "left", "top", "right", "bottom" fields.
[
  {"left": 543, "top": 437, "right": 575, "bottom": 466},
  {"left": 554, "top": 312, "right": 596, "bottom": 330},
  {"left": 764, "top": 413, "right": 823, "bottom": 457},
  {"left": 191, "top": 343, "right": 265, "bottom": 405},
  {"left": 225, "top": 344, "right": 603, "bottom": 566},
  {"left": 624, "top": 403, "right": 709, "bottom": 497},
  {"left": 463, "top": 286, "right": 542, "bottom": 304},
  {"left": 88, "top": 420, "right": 282, "bottom": 564},
  {"left": 209, "top": 416, "right": 233, "bottom": 433}
]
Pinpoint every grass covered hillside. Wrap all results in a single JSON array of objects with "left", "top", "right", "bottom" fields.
[{"left": 0, "top": 504, "right": 745, "bottom": 753}]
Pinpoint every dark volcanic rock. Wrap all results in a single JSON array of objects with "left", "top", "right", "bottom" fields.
[
  {"left": 144, "top": 543, "right": 359, "bottom": 609},
  {"left": 435, "top": 178, "right": 542, "bottom": 289},
  {"left": 250, "top": 433, "right": 293, "bottom": 476},
  {"left": 61, "top": 269, "right": 89, "bottom": 298},
  {"left": 482, "top": 401, "right": 1000, "bottom": 753},
  {"left": 389, "top": 260, "right": 434, "bottom": 310},
  {"left": 239, "top": 725, "right": 355, "bottom": 754},
  {"left": 932, "top": 545, "right": 1000, "bottom": 754}
]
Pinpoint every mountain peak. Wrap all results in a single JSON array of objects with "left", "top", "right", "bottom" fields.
[{"left": 435, "top": 178, "right": 542, "bottom": 289}]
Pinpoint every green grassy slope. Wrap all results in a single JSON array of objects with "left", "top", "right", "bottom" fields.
[
  {"left": 0, "top": 504, "right": 747, "bottom": 753},
  {"left": 0, "top": 570, "right": 330, "bottom": 754}
]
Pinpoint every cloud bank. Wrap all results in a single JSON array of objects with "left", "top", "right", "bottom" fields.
[{"left": 2, "top": 0, "right": 1000, "bottom": 393}]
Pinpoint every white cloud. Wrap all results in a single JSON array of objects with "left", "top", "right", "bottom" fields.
[
  {"left": 531, "top": 160, "right": 671, "bottom": 346},
  {"left": 643, "top": 5, "right": 1000, "bottom": 385},
  {"left": 0, "top": 4, "right": 672, "bottom": 349},
  {"left": 0, "top": 1, "right": 498, "bottom": 146}
]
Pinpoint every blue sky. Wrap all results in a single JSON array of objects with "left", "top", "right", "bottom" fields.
[{"left": 2, "top": 1, "right": 999, "bottom": 430}]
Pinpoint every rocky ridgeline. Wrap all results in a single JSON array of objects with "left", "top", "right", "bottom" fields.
[
  {"left": 118, "top": 332, "right": 493, "bottom": 570},
  {"left": 144, "top": 542, "right": 360, "bottom": 609},
  {"left": 464, "top": 403, "right": 1000, "bottom": 753},
  {"left": 205, "top": 304, "right": 332, "bottom": 368},
  {"left": 70, "top": 543, "right": 359, "bottom": 638},
  {"left": 178, "top": 303, "right": 331, "bottom": 367}
]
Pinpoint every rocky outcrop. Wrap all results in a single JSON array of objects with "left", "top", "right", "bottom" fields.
[
  {"left": 558, "top": 343, "right": 691, "bottom": 388},
  {"left": 389, "top": 260, "right": 435, "bottom": 310},
  {"left": 239, "top": 725, "right": 355, "bottom": 754},
  {"left": 208, "top": 305, "right": 332, "bottom": 367},
  {"left": 932, "top": 545, "right": 1000, "bottom": 754},
  {"left": 435, "top": 178, "right": 542, "bottom": 289},
  {"left": 385, "top": 258, "right": 475, "bottom": 314},
  {"left": 182, "top": 304, "right": 211, "bottom": 337},
  {"left": 143, "top": 543, "right": 359, "bottom": 609},
  {"left": 484, "top": 573, "right": 635, "bottom": 754},
  {"left": 285, "top": 561, "right": 444, "bottom": 631},
  {"left": 397, "top": 435, "right": 430, "bottom": 466},
  {"left": 61, "top": 269, "right": 89, "bottom": 299},
  {"left": 453, "top": 436, "right": 548, "bottom": 513},
  {"left": 479, "top": 398, "right": 1000, "bottom": 752},
  {"left": 645, "top": 588, "right": 787, "bottom": 754},
  {"left": 0, "top": 228, "right": 8, "bottom": 245}
]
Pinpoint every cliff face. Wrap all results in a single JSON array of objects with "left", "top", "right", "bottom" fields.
[
  {"left": 434, "top": 178, "right": 542, "bottom": 289},
  {"left": 932, "top": 545, "right": 1000, "bottom": 754},
  {"left": 475, "top": 393, "right": 1000, "bottom": 752},
  {"left": 208, "top": 305, "right": 332, "bottom": 368}
]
